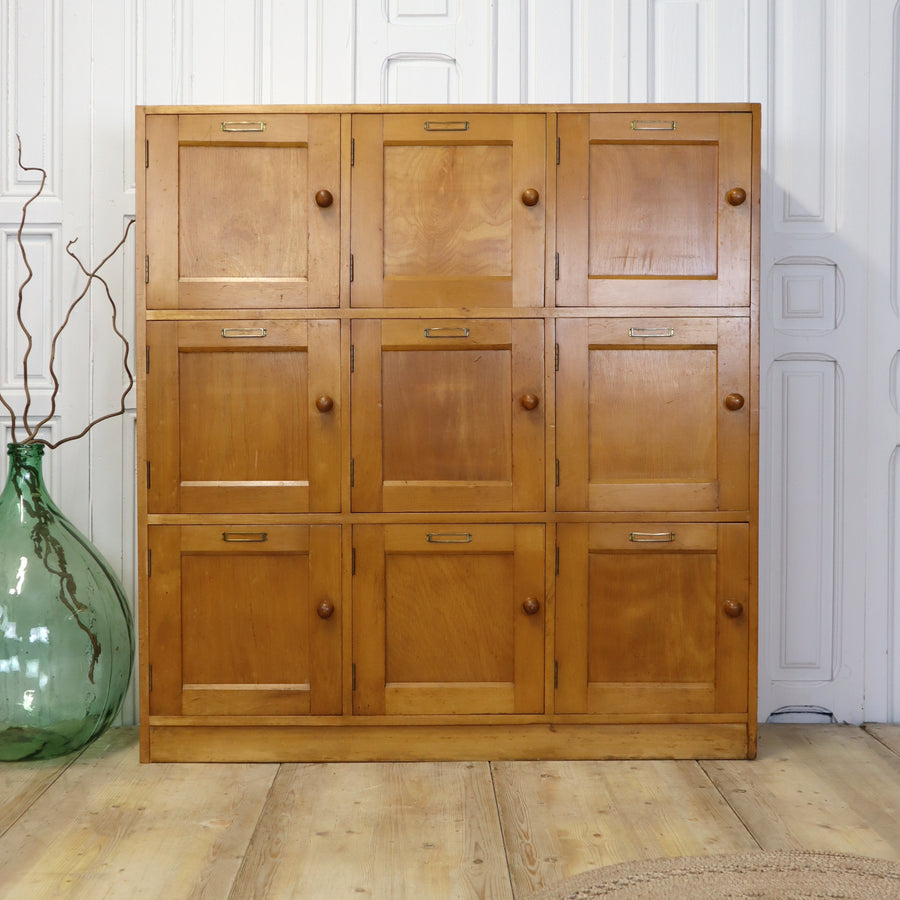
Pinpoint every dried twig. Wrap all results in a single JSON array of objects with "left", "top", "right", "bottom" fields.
[
  {"left": 0, "top": 137, "right": 48, "bottom": 442},
  {"left": 33, "top": 224, "right": 135, "bottom": 449},
  {"left": 4, "top": 136, "right": 133, "bottom": 448}
]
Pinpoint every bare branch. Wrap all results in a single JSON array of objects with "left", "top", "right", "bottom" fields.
[
  {"left": 37, "top": 221, "right": 135, "bottom": 449},
  {"left": 13, "top": 135, "right": 48, "bottom": 441},
  {"left": 0, "top": 394, "right": 17, "bottom": 443},
  {"left": 4, "top": 138, "right": 133, "bottom": 450}
]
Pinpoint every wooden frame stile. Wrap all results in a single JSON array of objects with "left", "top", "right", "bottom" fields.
[
  {"left": 135, "top": 108, "right": 151, "bottom": 763},
  {"left": 747, "top": 106, "right": 762, "bottom": 759}
]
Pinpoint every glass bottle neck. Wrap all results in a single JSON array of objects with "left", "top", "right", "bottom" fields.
[{"left": 4, "top": 442, "right": 49, "bottom": 501}]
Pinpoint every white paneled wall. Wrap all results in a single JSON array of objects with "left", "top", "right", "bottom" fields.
[{"left": 1, "top": 0, "right": 896, "bottom": 724}]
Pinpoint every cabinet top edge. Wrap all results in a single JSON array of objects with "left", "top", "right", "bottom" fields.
[{"left": 136, "top": 102, "right": 761, "bottom": 116}]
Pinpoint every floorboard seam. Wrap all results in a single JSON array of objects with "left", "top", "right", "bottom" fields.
[
  {"left": 489, "top": 762, "right": 519, "bottom": 900},
  {"left": 696, "top": 760, "right": 764, "bottom": 852},
  {"left": 0, "top": 749, "right": 85, "bottom": 841},
  {"left": 225, "top": 762, "right": 285, "bottom": 900},
  {"left": 862, "top": 724, "right": 900, "bottom": 758}
]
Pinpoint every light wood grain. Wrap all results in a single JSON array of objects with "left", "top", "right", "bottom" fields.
[
  {"left": 137, "top": 104, "right": 759, "bottom": 762},
  {"left": 0, "top": 753, "right": 76, "bottom": 838},
  {"left": 492, "top": 757, "right": 759, "bottom": 897},
  {"left": 0, "top": 729, "right": 277, "bottom": 899},
  {"left": 229, "top": 761, "right": 514, "bottom": 900},
  {"left": 865, "top": 723, "right": 900, "bottom": 755},
  {"left": 5, "top": 726, "right": 900, "bottom": 897},
  {"left": 701, "top": 724, "right": 900, "bottom": 859}
]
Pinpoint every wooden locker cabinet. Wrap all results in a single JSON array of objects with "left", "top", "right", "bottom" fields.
[
  {"left": 350, "top": 113, "right": 547, "bottom": 308},
  {"left": 555, "top": 316, "right": 750, "bottom": 512},
  {"left": 145, "top": 318, "right": 341, "bottom": 514},
  {"left": 144, "top": 113, "right": 341, "bottom": 309},
  {"left": 555, "top": 523, "right": 749, "bottom": 716},
  {"left": 147, "top": 525, "right": 342, "bottom": 717},
  {"left": 352, "top": 524, "right": 545, "bottom": 716},
  {"left": 556, "top": 111, "right": 752, "bottom": 308},
  {"left": 350, "top": 318, "right": 545, "bottom": 512},
  {"left": 136, "top": 103, "right": 759, "bottom": 763}
]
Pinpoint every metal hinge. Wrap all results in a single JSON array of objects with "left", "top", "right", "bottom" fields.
[
  {"left": 555, "top": 459, "right": 560, "bottom": 487},
  {"left": 352, "top": 662, "right": 357, "bottom": 690},
  {"left": 349, "top": 254, "right": 354, "bottom": 283},
  {"left": 554, "top": 343, "right": 559, "bottom": 371},
  {"left": 556, "top": 136, "right": 560, "bottom": 165},
  {"left": 554, "top": 660, "right": 559, "bottom": 688},
  {"left": 145, "top": 256, "right": 150, "bottom": 284},
  {"left": 555, "top": 252, "right": 559, "bottom": 281},
  {"left": 350, "top": 458, "right": 355, "bottom": 488},
  {"left": 351, "top": 138, "right": 355, "bottom": 166}
]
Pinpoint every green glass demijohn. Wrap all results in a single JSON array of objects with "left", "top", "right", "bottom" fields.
[{"left": 0, "top": 442, "right": 134, "bottom": 760}]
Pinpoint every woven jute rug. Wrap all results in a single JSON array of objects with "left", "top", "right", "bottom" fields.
[{"left": 524, "top": 851, "right": 900, "bottom": 899}]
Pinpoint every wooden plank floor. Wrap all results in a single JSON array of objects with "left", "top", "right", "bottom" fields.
[{"left": 2, "top": 725, "right": 900, "bottom": 898}]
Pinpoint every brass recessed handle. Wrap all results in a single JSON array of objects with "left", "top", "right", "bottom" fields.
[
  {"left": 426, "top": 532, "right": 472, "bottom": 543},
  {"left": 221, "top": 121, "right": 266, "bottom": 132},
  {"left": 521, "top": 188, "right": 540, "bottom": 207},
  {"left": 221, "top": 328, "right": 266, "bottom": 339},
  {"left": 726, "top": 187, "right": 747, "bottom": 207},
  {"left": 522, "top": 597, "right": 541, "bottom": 616},
  {"left": 723, "top": 600, "right": 744, "bottom": 618},
  {"left": 316, "top": 599, "right": 335, "bottom": 619},
  {"left": 315, "top": 395, "right": 334, "bottom": 413},
  {"left": 521, "top": 393, "right": 540, "bottom": 410},
  {"left": 724, "top": 393, "right": 745, "bottom": 411},
  {"left": 629, "top": 532, "right": 675, "bottom": 543},
  {"left": 315, "top": 189, "right": 334, "bottom": 208},
  {"left": 222, "top": 532, "right": 267, "bottom": 543}
]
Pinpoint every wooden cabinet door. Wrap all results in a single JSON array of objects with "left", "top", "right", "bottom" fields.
[
  {"left": 146, "top": 319, "right": 341, "bottom": 513},
  {"left": 147, "top": 525, "right": 342, "bottom": 717},
  {"left": 353, "top": 524, "right": 545, "bottom": 716},
  {"left": 556, "top": 317, "right": 749, "bottom": 512},
  {"left": 555, "top": 523, "right": 749, "bottom": 715},
  {"left": 557, "top": 112, "right": 752, "bottom": 307},
  {"left": 351, "top": 113, "right": 546, "bottom": 308},
  {"left": 145, "top": 113, "right": 340, "bottom": 309},
  {"left": 351, "top": 318, "right": 544, "bottom": 511}
]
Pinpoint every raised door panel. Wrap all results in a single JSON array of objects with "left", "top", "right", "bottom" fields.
[
  {"left": 147, "top": 525, "right": 342, "bottom": 717},
  {"left": 353, "top": 524, "right": 545, "bottom": 716},
  {"left": 555, "top": 523, "right": 749, "bottom": 716},
  {"left": 351, "top": 319, "right": 544, "bottom": 512},
  {"left": 556, "top": 317, "right": 749, "bottom": 512},
  {"left": 145, "top": 113, "right": 340, "bottom": 309},
  {"left": 146, "top": 319, "right": 341, "bottom": 513},
  {"left": 351, "top": 113, "right": 546, "bottom": 308},
  {"left": 557, "top": 112, "right": 752, "bottom": 307}
]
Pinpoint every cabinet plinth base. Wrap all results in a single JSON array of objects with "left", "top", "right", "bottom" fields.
[{"left": 145, "top": 723, "right": 755, "bottom": 763}]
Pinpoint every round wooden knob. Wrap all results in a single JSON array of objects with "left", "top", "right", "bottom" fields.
[
  {"left": 522, "top": 597, "right": 541, "bottom": 616},
  {"left": 726, "top": 187, "right": 747, "bottom": 207},
  {"left": 315, "top": 189, "right": 334, "bottom": 208},
  {"left": 520, "top": 393, "right": 540, "bottom": 410},
  {"left": 316, "top": 599, "right": 335, "bottom": 619},
  {"left": 723, "top": 600, "right": 743, "bottom": 619},
  {"left": 521, "top": 188, "right": 540, "bottom": 207},
  {"left": 315, "top": 395, "right": 334, "bottom": 412},
  {"left": 724, "top": 393, "right": 745, "bottom": 411}
]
